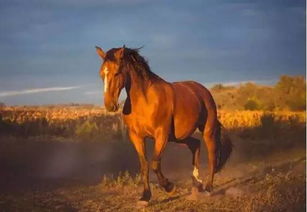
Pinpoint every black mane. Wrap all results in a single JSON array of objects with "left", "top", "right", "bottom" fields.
[
  {"left": 105, "top": 48, "right": 119, "bottom": 62},
  {"left": 106, "top": 47, "right": 161, "bottom": 82},
  {"left": 123, "top": 48, "right": 161, "bottom": 82}
]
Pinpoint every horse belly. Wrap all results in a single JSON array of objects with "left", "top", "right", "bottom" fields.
[{"left": 172, "top": 83, "right": 202, "bottom": 140}]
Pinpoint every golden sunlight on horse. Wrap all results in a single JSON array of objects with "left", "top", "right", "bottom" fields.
[{"left": 96, "top": 46, "right": 232, "bottom": 207}]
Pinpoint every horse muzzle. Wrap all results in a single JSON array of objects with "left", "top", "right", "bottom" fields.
[{"left": 105, "top": 103, "right": 119, "bottom": 112}]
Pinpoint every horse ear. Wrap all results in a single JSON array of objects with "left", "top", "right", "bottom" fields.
[
  {"left": 115, "top": 47, "right": 124, "bottom": 60},
  {"left": 95, "top": 46, "right": 105, "bottom": 59}
]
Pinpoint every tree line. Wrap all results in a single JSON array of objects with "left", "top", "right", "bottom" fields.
[{"left": 211, "top": 75, "right": 306, "bottom": 111}]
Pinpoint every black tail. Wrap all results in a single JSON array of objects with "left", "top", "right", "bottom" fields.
[{"left": 215, "top": 121, "right": 233, "bottom": 173}]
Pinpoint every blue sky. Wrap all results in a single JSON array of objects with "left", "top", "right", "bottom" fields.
[{"left": 0, "top": 0, "right": 305, "bottom": 105}]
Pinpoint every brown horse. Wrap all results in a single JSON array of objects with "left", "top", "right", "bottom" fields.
[{"left": 95, "top": 46, "right": 232, "bottom": 206}]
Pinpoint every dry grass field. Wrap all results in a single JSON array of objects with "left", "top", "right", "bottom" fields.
[{"left": 0, "top": 106, "right": 305, "bottom": 211}]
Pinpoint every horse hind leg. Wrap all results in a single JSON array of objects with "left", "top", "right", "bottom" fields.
[
  {"left": 184, "top": 137, "right": 203, "bottom": 192},
  {"left": 202, "top": 121, "right": 218, "bottom": 192}
]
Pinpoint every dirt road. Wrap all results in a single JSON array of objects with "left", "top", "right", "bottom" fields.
[{"left": 0, "top": 141, "right": 305, "bottom": 212}]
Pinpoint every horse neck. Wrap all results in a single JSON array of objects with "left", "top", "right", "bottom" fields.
[{"left": 125, "top": 67, "right": 162, "bottom": 104}]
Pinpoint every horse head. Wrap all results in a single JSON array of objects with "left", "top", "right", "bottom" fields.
[{"left": 96, "top": 46, "right": 127, "bottom": 112}]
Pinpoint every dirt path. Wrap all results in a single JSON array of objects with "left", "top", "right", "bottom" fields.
[{"left": 0, "top": 147, "right": 305, "bottom": 212}]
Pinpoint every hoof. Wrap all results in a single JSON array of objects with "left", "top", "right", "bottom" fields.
[
  {"left": 191, "top": 176, "right": 203, "bottom": 192},
  {"left": 186, "top": 187, "right": 212, "bottom": 201},
  {"left": 203, "top": 190, "right": 212, "bottom": 197},
  {"left": 196, "top": 184, "right": 204, "bottom": 192},
  {"left": 204, "top": 183, "right": 213, "bottom": 193},
  {"left": 165, "top": 182, "right": 176, "bottom": 196},
  {"left": 137, "top": 200, "right": 149, "bottom": 208}
]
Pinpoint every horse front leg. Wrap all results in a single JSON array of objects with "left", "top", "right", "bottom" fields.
[
  {"left": 152, "top": 132, "right": 175, "bottom": 194},
  {"left": 129, "top": 131, "right": 151, "bottom": 206}
]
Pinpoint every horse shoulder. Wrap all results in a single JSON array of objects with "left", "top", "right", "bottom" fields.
[
  {"left": 146, "top": 82, "right": 174, "bottom": 130},
  {"left": 122, "top": 82, "right": 173, "bottom": 137}
]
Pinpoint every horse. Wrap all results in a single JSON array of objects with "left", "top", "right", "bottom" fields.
[{"left": 95, "top": 45, "right": 232, "bottom": 206}]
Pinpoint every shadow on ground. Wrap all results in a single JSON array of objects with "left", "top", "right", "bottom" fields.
[{"left": 0, "top": 122, "right": 305, "bottom": 211}]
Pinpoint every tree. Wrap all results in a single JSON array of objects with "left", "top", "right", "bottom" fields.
[
  {"left": 211, "top": 84, "right": 224, "bottom": 91},
  {"left": 275, "top": 75, "right": 306, "bottom": 111},
  {"left": 244, "top": 97, "right": 262, "bottom": 110}
]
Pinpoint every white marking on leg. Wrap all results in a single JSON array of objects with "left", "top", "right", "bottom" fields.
[
  {"left": 193, "top": 166, "right": 202, "bottom": 183},
  {"left": 103, "top": 67, "right": 109, "bottom": 93}
]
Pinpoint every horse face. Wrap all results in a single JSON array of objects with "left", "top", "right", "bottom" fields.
[{"left": 96, "top": 46, "right": 125, "bottom": 112}]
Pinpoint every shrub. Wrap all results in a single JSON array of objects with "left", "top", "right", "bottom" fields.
[{"left": 244, "top": 98, "right": 262, "bottom": 110}]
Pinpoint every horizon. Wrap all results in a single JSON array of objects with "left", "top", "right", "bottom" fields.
[
  {"left": 0, "top": 0, "right": 305, "bottom": 105},
  {"left": 0, "top": 77, "right": 294, "bottom": 106}
]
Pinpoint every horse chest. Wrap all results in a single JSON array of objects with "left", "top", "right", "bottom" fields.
[
  {"left": 122, "top": 112, "right": 155, "bottom": 137},
  {"left": 122, "top": 84, "right": 173, "bottom": 138}
]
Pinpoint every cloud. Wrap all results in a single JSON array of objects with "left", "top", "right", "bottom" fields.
[
  {"left": 84, "top": 91, "right": 101, "bottom": 96},
  {"left": 0, "top": 86, "right": 81, "bottom": 98}
]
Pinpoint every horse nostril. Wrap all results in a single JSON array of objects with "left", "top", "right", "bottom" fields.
[
  {"left": 105, "top": 102, "right": 119, "bottom": 112},
  {"left": 111, "top": 105, "right": 117, "bottom": 112},
  {"left": 106, "top": 104, "right": 114, "bottom": 112}
]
